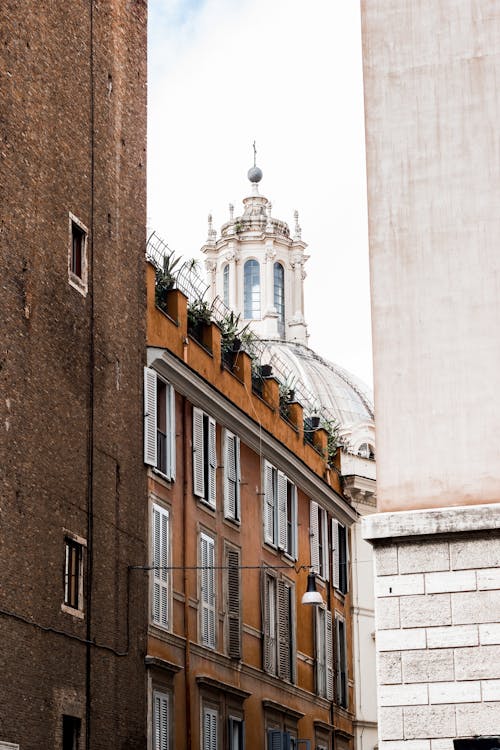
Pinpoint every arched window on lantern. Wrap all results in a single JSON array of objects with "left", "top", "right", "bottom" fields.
[
  {"left": 244, "top": 259, "right": 260, "bottom": 319},
  {"left": 358, "top": 443, "right": 375, "bottom": 460},
  {"left": 274, "top": 262, "right": 285, "bottom": 337},
  {"left": 223, "top": 263, "right": 229, "bottom": 306}
]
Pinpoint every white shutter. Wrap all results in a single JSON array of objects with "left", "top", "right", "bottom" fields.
[
  {"left": 224, "top": 431, "right": 238, "bottom": 519},
  {"left": 208, "top": 416, "right": 217, "bottom": 507},
  {"left": 200, "top": 533, "right": 216, "bottom": 648},
  {"left": 153, "top": 690, "right": 169, "bottom": 750},
  {"left": 326, "top": 610, "right": 334, "bottom": 700},
  {"left": 344, "top": 525, "right": 349, "bottom": 594},
  {"left": 310, "top": 501, "right": 320, "bottom": 574},
  {"left": 144, "top": 367, "right": 157, "bottom": 466},
  {"left": 152, "top": 505, "right": 169, "bottom": 628},
  {"left": 316, "top": 607, "right": 326, "bottom": 696},
  {"left": 332, "top": 519, "right": 340, "bottom": 589},
  {"left": 291, "top": 485, "right": 298, "bottom": 560},
  {"left": 322, "top": 508, "right": 329, "bottom": 582},
  {"left": 203, "top": 707, "right": 217, "bottom": 750},
  {"left": 167, "top": 385, "right": 176, "bottom": 480},
  {"left": 263, "top": 461, "right": 275, "bottom": 545},
  {"left": 277, "top": 471, "right": 287, "bottom": 550},
  {"left": 234, "top": 436, "right": 240, "bottom": 520},
  {"left": 192, "top": 407, "right": 204, "bottom": 497}
]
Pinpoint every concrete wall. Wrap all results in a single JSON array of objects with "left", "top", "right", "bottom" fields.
[{"left": 361, "top": 0, "right": 500, "bottom": 511}]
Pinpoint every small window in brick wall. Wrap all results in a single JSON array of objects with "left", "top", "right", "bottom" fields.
[
  {"left": 62, "top": 533, "right": 86, "bottom": 615},
  {"left": 68, "top": 213, "right": 88, "bottom": 295},
  {"left": 62, "top": 715, "right": 81, "bottom": 750}
]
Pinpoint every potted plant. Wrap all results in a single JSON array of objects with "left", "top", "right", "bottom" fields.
[
  {"left": 279, "top": 377, "right": 297, "bottom": 420},
  {"left": 320, "top": 417, "right": 341, "bottom": 467},
  {"left": 220, "top": 312, "right": 254, "bottom": 370},
  {"left": 187, "top": 297, "right": 213, "bottom": 344},
  {"left": 155, "top": 252, "right": 183, "bottom": 313}
]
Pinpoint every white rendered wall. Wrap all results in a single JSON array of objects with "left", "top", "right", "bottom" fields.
[{"left": 362, "top": 0, "right": 500, "bottom": 511}]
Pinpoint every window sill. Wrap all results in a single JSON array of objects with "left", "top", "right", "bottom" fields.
[
  {"left": 61, "top": 603, "right": 84, "bottom": 619},
  {"left": 152, "top": 467, "right": 174, "bottom": 484},
  {"left": 68, "top": 273, "right": 88, "bottom": 297}
]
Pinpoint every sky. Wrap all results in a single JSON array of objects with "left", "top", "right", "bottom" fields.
[{"left": 147, "top": 0, "right": 373, "bottom": 386}]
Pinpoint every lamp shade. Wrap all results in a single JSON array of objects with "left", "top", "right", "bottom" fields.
[{"left": 301, "top": 572, "right": 323, "bottom": 606}]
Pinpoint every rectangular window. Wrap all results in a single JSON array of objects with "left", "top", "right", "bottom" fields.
[
  {"left": 310, "top": 502, "right": 329, "bottom": 580},
  {"left": 193, "top": 407, "right": 216, "bottom": 507},
  {"left": 315, "top": 607, "right": 334, "bottom": 700},
  {"left": 200, "top": 533, "right": 216, "bottom": 648},
  {"left": 144, "top": 368, "right": 176, "bottom": 481},
  {"left": 202, "top": 706, "right": 218, "bottom": 750},
  {"left": 228, "top": 717, "right": 244, "bottom": 750},
  {"left": 332, "top": 520, "right": 349, "bottom": 594},
  {"left": 152, "top": 689, "right": 170, "bottom": 750},
  {"left": 62, "top": 715, "right": 81, "bottom": 750},
  {"left": 223, "top": 430, "right": 240, "bottom": 521},
  {"left": 263, "top": 461, "right": 297, "bottom": 557},
  {"left": 151, "top": 504, "right": 170, "bottom": 629},
  {"left": 335, "top": 615, "right": 348, "bottom": 708},
  {"left": 68, "top": 213, "right": 88, "bottom": 295},
  {"left": 225, "top": 545, "right": 241, "bottom": 659},
  {"left": 64, "top": 537, "right": 84, "bottom": 612},
  {"left": 262, "top": 572, "right": 295, "bottom": 682}
]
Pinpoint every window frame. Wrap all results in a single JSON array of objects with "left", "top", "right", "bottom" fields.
[
  {"left": 262, "top": 570, "right": 295, "bottom": 683},
  {"left": 144, "top": 368, "right": 176, "bottom": 481},
  {"left": 263, "top": 461, "right": 297, "bottom": 558},
  {"left": 62, "top": 531, "right": 86, "bottom": 617},
  {"left": 315, "top": 606, "right": 334, "bottom": 700},
  {"left": 62, "top": 715, "right": 81, "bottom": 750},
  {"left": 332, "top": 520, "right": 349, "bottom": 594},
  {"left": 68, "top": 212, "right": 88, "bottom": 296},
  {"left": 273, "top": 261, "right": 285, "bottom": 337},
  {"left": 243, "top": 259, "right": 261, "bottom": 319}
]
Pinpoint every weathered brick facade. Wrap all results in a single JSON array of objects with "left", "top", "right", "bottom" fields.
[{"left": 0, "top": 2, "right": 147, "bottom": 748}]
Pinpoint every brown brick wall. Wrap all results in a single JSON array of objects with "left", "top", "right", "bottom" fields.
[{"left": 0, "top": 2, "right": 147, "bottom": 748}]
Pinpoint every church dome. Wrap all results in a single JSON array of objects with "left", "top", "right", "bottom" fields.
[{"left": 262, "top": 340, "right": 374, "bottom": 428}]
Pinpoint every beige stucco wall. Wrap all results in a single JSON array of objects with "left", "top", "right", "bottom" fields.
[{"left": 362, "top": 0, "right": 500, "bottom": 511}]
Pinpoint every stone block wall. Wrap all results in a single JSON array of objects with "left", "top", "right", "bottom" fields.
[{"left": 363, "top": 504, "right": 500, "bottom": 749}]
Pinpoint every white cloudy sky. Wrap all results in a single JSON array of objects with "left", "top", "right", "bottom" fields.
[{"left": 147, "top": 0, "right": 373, "bottom": 386}]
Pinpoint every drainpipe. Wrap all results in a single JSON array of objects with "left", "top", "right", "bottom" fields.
[{"left": 182, "top": 395, "right": 192, "bottom": 750}]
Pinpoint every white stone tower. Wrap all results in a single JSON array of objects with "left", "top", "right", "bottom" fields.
[{"left": 201, "top": 161, "right": 309, "bottom": 344}]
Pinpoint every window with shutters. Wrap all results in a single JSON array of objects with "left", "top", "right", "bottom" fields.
[
  {"left": 315, "top": 606, "right": 334, "bottom": 700},
  {"left": 62, "top": 531, "right": 86, "bottom": 616},
  {"left": 335, "top": 615, "right": 348, "bottom": 708},
  {"left": 152, "top": 689, "right": 170, "bottom": 750},
  {"left": 223, "top": 430, "right": 240, "bottom": 522},
  {"left": 228, "top": 717, "right": 244, "bottom": 750},
  {"left": 225, "top": 545, "right": 241, "bottom": 659},
  {"left": 331, "top": 520, "right": 348, "bottom": 594},
  {"left": 68, "top": 212, "right": 88, "bottom": 295},
  {"left": 310, "top": 502, "right": 329, "bottom": 580},
  {"left": 151, "top": 504, "right": 170, "bottom": 630},
  {"left": 202, "top": 706, "right": 218, "bottom": 750},
  {"left": 263, "top": 461, "right": 297, "bottom": 557},
  {"left": 200, "top": 532, "right": 216, "bottom": 649},
  {"left": 193, "top": 407, "right": 216, "bottom": 507},
  {"left": 144, "top": 368, "right": 176, "bottom": 481},
  {"left": 262, "top": 572, "right": 295, "bottom": 682}
]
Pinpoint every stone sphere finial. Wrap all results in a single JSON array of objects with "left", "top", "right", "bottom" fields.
[{"left": 248, "top": 165, "right": 263, "bottom": 183}]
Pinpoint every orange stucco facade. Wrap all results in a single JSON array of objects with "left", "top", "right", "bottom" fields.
[{"left": 145, "top": 262, "right": 356, "bottom": 749}]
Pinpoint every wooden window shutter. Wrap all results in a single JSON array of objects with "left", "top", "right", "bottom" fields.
[
  {"left": 144, "top": 367, "right": 157, "bottom": 466},
  {"left": 310, "top": 501, "right": 320, "bottom": 574},
  {"left": 226, "top": 547, "right": 241, "bottom": 658},
  {"left": 224, "top": 431, "right": 238, "bottom": 520},
  {"left": 192, "top": 407, "right": 204, "bottom": 497},
  {"left": 152, "top": 505, "right": 169, "bottom": 628},
  {"left": 331, "top": 518, "right": 340, "bottom": 589},
  {"left": 277, "top": 579, "right": 291, "bottom": 681},
  {"left": 267, "top": 730, "right": 284, "bottom": 750},
  {"left": 315, "top": 606, "right": 326, "bottom": 696},
  {"left": 263, "top": 461, "right": 275, "bottom": 545},
  {"left": 277, "top": 471, "right": 287, "bottom": 551},
  {"left": 167, "top": 385, "right": 176, "bottom": 481},
  {"left": 203, "top": 707, "right": 217, "bottom": 750},
  {"left": 322, "top": 508, "right": 330, "bottom": 582},
  {"left": 153, "top": 689, "right": 169, "bottom": 750},
  {"left": 326, "top": 609, "right": 334, "bottom": 700},
  {"left": 262, "top": 572, "right": 276, "bottom": 674},
  {"left": 200, "top": 533, "right": 216, "bottom": 648},
  {"left": 208, "top": 416, "right": 217, "bottom": 507}
]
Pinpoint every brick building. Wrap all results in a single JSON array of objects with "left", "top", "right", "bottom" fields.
[
  {"left": 1, "top": 2, "right": 148, "bottom": 748},
  {"left": 144, "top": 256, "right": 357, "bottom": 749}
]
